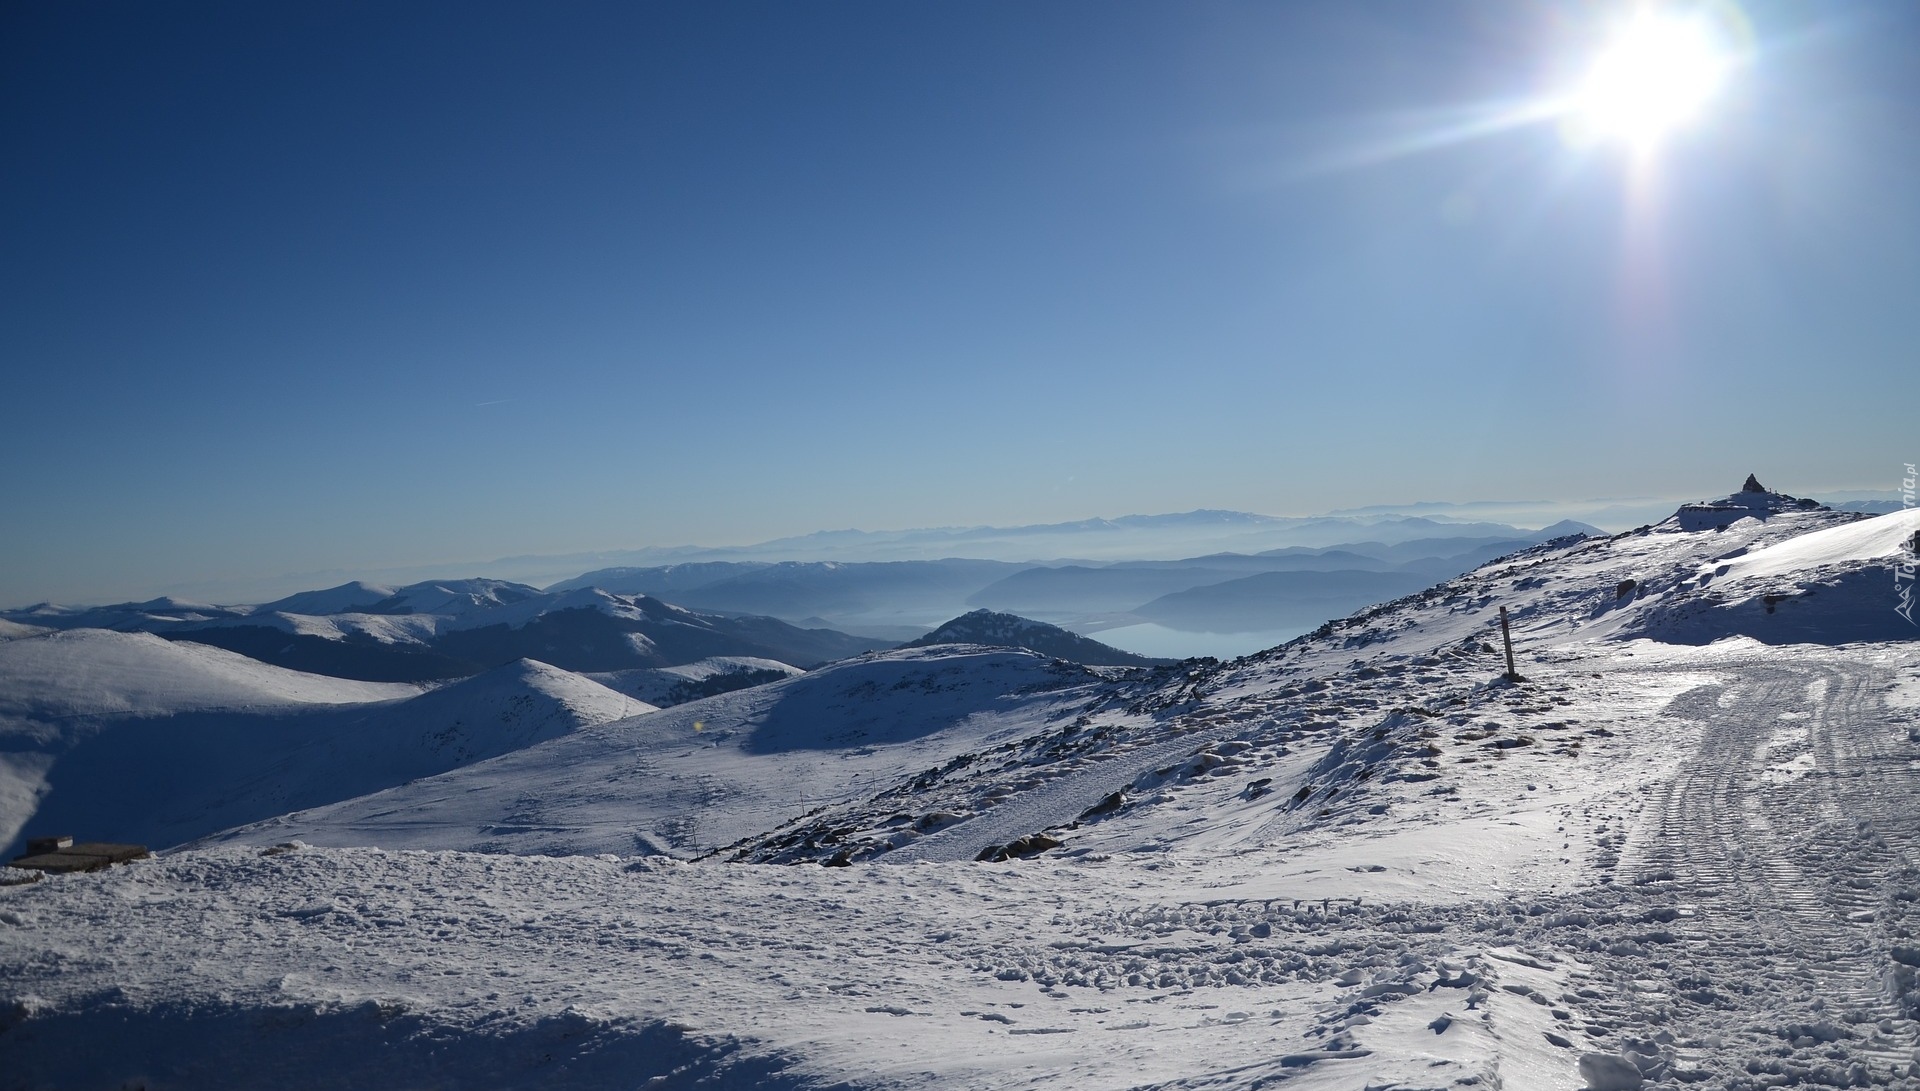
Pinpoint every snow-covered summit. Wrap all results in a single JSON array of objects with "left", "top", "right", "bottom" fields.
[
  {"left": 357, "top": 578, "right": 544, "bottom": 617},
  {"left": 1670, "top": 474, "right": 1826, "bottom": 531},
  {"left": 902, "top": 609, "right": 1174, "bottom": 667},
  {"left": 253, "top": 580, "right": 396, "bottom": 616}
]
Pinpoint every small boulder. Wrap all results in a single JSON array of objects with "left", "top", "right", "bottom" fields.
[
  {"left": 1006, "top": 833, "right": 1063, "bottom": 858},
  {"left": 975, "top": 833, "right": 1064, "bottom": 862},
  {"left": 1578, "top": 1053, "right": 1644, "bottom": 1091}
]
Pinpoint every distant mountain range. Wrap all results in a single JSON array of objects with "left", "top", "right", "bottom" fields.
[
  {"left": 130, "top": 508, "right": 1623, "bottom": 605},
  {"left": 550, "top": 559, "right": 1028, "bottom": 638},
  {"left": 8, "top": 521, "right": 1609, "bottom": 683},
  {"left": 549, "top": 522, "right": 1601, "bottom": 639},
  {"left": 585, "top": 510, "right": 1604, "bottom": 567},
  {"left": 4, "top": 581, "right": 886, "bottom": 683}
]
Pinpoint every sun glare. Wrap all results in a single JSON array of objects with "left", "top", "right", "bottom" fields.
[{"left": 1573, "top": 11, "right": 1731, "bottom": 148}]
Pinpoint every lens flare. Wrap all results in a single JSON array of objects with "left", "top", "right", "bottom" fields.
[{"left": 1571, "top": 10, "right": 1732, "bottom": 148}]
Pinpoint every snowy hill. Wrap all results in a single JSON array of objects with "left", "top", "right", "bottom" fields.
[
  {"left": 901, "top": 609, "right": 1174, "bottom": 667},
  {"left": 0, "top": 631, "right": 643, "bottom": 855},
  {"left": 0, "top": 629, "right": 416, "bottom": 852},
  {"left": 5, "top": 484, "right": 1920, "bottom": 1089}
]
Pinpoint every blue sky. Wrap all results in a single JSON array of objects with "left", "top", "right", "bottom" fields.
[{"left": 3, "top": 1, "right": 1915, "bottom": 605}]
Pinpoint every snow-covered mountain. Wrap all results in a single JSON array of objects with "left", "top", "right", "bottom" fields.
[
  {"left": 5, "top": 483, "right": 1918, "bottom": 1089},
  {"left": 901, "top": 609, "right": 1174, "bottom": 667},
  {"left": 1, "top": 581, "right": 885, "bottom": 682}
]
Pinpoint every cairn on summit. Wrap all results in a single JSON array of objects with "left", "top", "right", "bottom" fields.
[{"left": 1677, "top": 475, "right": 1822, "bottom": 531}]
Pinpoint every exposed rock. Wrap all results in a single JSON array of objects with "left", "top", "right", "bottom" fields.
[
  {"left": 975, "top": 833, "right": 1064, "bottom": 862},
  {"left": 1578, "top": 1052, "right": 1644, "bottom": 1090}
]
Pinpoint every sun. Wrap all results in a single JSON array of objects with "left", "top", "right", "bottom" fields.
[{"left": 1571, "top": 10, "right": 1732, "bottom": 148}]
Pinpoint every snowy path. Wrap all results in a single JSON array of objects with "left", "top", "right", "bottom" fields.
[{"left": 1614, "top": 658, "right": 1920, "bottom": 1081}]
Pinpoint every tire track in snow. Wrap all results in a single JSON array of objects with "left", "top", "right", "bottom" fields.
[{"left": 1619, "top": 661, "right": 1919, "bottom": 1078}]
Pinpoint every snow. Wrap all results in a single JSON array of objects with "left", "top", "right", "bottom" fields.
[
  {"left": 4, "top": 490, "right": 1919, "bottom": 1088},
  {"left": 3, "top": 846, "right": 1603, "bottom": 1090}
]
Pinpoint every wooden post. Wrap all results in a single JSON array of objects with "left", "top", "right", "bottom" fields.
[{"left": 1499, "top": 606, "right": 1519, "bottom": 682}]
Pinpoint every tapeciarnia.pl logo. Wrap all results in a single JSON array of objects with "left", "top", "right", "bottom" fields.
[{"left": 1898, "top": 463, "right": 1916, "bottom": 626}]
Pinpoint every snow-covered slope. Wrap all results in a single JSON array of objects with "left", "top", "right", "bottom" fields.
[
  {"left": 1620, "top": 506, "right": 1920, "bottom": 645},
  {"left": 195, "top": 647, "right": 1105, "bottom": 858},
  {"left": 1710, "top": 506, "right": 1919, "bottom": 581},
  {"left": 5, "top": 483, "right": 1919, "bottom": 1090},
  {"left": 0, "top": 619, "right": 46, "bottom": 641},
  {"left": 0, "top": 629, "right": 415, "bottom": 854},
  {"left": 0, "top": 631, "right": 640, "bottom": 855}
]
